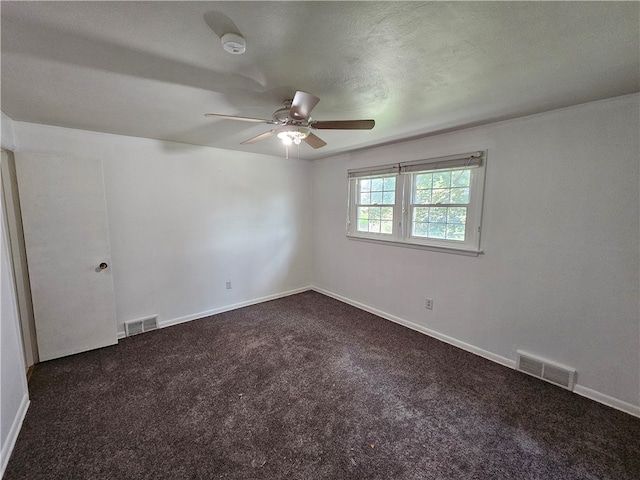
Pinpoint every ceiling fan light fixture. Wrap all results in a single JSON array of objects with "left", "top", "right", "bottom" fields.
[
  {"left": 221, "top": 33, "right": 246, "bottom": 54},
  {"left": 277, "top": 128, "right": 309, "bottom": 146}
]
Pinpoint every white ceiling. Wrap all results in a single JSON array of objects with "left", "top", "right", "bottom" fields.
[{"left": 2, "top": 1, "right": 638, "bottom": 160}]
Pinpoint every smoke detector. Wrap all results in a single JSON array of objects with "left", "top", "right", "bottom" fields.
[{"left": 221, "top": 33, "right": 246, "bottom": 54}]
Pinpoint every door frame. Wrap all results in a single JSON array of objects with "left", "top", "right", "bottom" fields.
[{"left": 0, "top": 149, "right": 38, "bottom": 368}]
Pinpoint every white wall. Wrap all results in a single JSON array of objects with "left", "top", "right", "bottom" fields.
[
  {"left": 312, "top": 94, "right": 640, "bottom": 413},
  {"left": 12, "top": 123, "right": 313, "bottom": 335},
  {"left": 1, "top": 112, "right": 16, "bottom": 151}
]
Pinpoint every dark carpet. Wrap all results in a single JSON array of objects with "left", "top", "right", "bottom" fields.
[{"left": 5, "top": 291, "right": 640, "bottom": 479}]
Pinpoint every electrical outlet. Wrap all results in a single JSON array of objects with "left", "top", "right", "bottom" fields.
[
  {"left": 226, "top": 281, "right": 232, "bottom": 290},
  {"left": 425, "top": 298, "right": 433, "bottom": 310}
]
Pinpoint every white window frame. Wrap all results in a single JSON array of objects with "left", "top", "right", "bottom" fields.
[{"left": 347, "top": 151, "right": 486, "bottom": 256}]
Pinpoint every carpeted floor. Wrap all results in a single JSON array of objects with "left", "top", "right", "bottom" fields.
[{"left": 5, "top": 291, "right": 640, "bottom": 479}]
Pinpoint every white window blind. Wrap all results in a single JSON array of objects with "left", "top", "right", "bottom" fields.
[
  {"left": 400, "top": 151, "right": 483, "bottom": 173},
  {"left": 347, "top": 164, "right": 400, "bottom": 178},
  {"left": 347, "top": 151, "right": 483, "bottom": 178}
]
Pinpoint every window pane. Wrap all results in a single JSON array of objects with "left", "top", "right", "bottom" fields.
[
  {"left": 433, "top": 171, "right": 451, "bottom": 188},
  {"left": 369, "top": 191, "right": 382, "bottom": 204},
  {"left": 359, "top": 192, "right": 371, "bottom": 204},
  {"left": 415, "top": 173, "right": 432, "bottom": 189},
  {"left": 446, "top": 224, "right": 465, "bottom": 240},
  {"left": 380, "top": 221, "right": 393, "bottom": 234},
  {"left": 413, "top": 207, "right": 429, "bottom": 223},
  {"left": 447, "top": 207, "right": 467, "bottom": 225},
  {"left": 360, "top": 179, "right": 371, "bottom": 192},
  {"left": 368, "top": 220, "right": 380, "bottom": 233},
  {"left": 383, "top": 177, "right": 396, "bottom": 190},
  {"left": 449, "top": 187, "right": 469, "bottom": 204},
  {"left": 429, "top": 207, "right": 447, "bottom": 223},
  {"left": 357, "top": 207, "right": 369, "bottom": 232},
  {"left": 413, "top": 222, "right": 428, "bottom": 237},
  {"left": 381, "top": 207, "right": 393, "bottom": 220},
  {"left": 414, "top": 189, "right": 431, "bottom": 204},
  {"left": 451, "top": 170, "right": 470, "bottom": 187},
  {"left": 382, "top": 191, "right": 395, "bottom": 204},
  {"left": 410, "top": 205, "right": 467, "bottom": 241},
  {"left": 369, "top": 207, "right": 381, "bottom": 220},
  {"left": 432, "top": 189, "right": 450, "bottom": 204},
  {"left": 371, "top": 178, "right": 383, "bottom": 191},
  {"left": 429, "top": 223, "right": 446, "bottom": 238}
]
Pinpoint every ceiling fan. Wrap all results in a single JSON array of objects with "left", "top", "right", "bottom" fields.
[{"left": 205, "top": 91, "right": 374, "bottom": 149}]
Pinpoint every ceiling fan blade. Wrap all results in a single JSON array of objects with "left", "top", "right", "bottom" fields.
[
  {"left": 289, "top": 91, "right": 320, "bottom": 120},
  {"left": 303, "top": 132, "right": 327, "bottom": 149},
  {"left": 241, "top": 130, "right": 276, "bottom": 145},
  {"left": 310, "top": 119, "right": 375, "bottom": 130},
  {"left": 205, "top": 113, "right": 275, "bottom": 124}
]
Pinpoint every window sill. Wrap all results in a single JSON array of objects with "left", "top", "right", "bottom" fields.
[{"left": 346, "top": 234, "right": 483, "bottom": 257}]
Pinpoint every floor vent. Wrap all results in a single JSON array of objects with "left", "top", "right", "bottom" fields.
[
  {"left": 516, "top": 350, "right": 576, "bottom": 391},
  {"left": 124, "top": 315, "right": 159, "bottom": 337}
]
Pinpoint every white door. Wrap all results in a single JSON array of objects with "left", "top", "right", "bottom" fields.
[{"left": 16, "top": 154, "right": 117, "bottom": 361}]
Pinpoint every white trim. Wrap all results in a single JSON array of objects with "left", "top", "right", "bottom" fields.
[
  {"left": 117, "top": 286, "right": 313, "bottom": 337},
  {"left": 311, "top": 286, "right": 640, "bottom": 419},
  {"left": 347, "top": 235, "right": 483, "bottom": 257},
  {"left": 0, "top": 394, "right": 29, "bottom": 478}
]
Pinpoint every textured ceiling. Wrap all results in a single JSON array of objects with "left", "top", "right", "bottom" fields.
[{"left": 1, "top": 1, "right": 638, "bottom": 160}]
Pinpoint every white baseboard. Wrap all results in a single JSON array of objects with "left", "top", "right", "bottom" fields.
[
  {"left": 573, "top": 385, "right": 640, "bottom": 418},
  {"left": 0, "top": 394, "right": 29, "bottom": 478},
  {"left": 312, "top": 286, "right": 515, "bottom": 369},
  {"left": 311, "top": 286, "right": 640, "bottom": 419},
  {"left": 117, "top": 286, "right": 313, "bottom": 338}
]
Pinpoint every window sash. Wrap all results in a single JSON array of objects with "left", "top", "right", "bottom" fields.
[
  {"left": 408, "top": 205, "right": 469, "bottom": 242},
  {"left": 348, "top": 173, "right": 401, "bottom": 239}
]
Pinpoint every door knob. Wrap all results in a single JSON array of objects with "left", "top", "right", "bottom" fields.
[{"left": 99, "top": 262, "right": 108, "bottom": 270}]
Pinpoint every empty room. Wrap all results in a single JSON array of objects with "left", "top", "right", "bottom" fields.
[{"left": 1, "top": 2, "right": 639, "bottom": 479}]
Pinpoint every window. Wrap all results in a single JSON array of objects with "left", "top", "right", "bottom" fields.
[
  {"left": 347, "top": 151, "right": 486, "bottom": 255},
  {"left": 355, "top": 176, "right": 397, "bottom": 235}
]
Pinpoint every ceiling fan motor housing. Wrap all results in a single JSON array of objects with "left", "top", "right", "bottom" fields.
[{"left": 272, "top": 107, "right": 293, "bottom": 124}]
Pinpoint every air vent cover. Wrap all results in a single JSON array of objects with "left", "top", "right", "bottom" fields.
[
  {"left": 516, "top": 350, "right": 576, "bottom": 391},
  {"left": 124, "top": 315, "right": 158, "bottom": 337}
]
